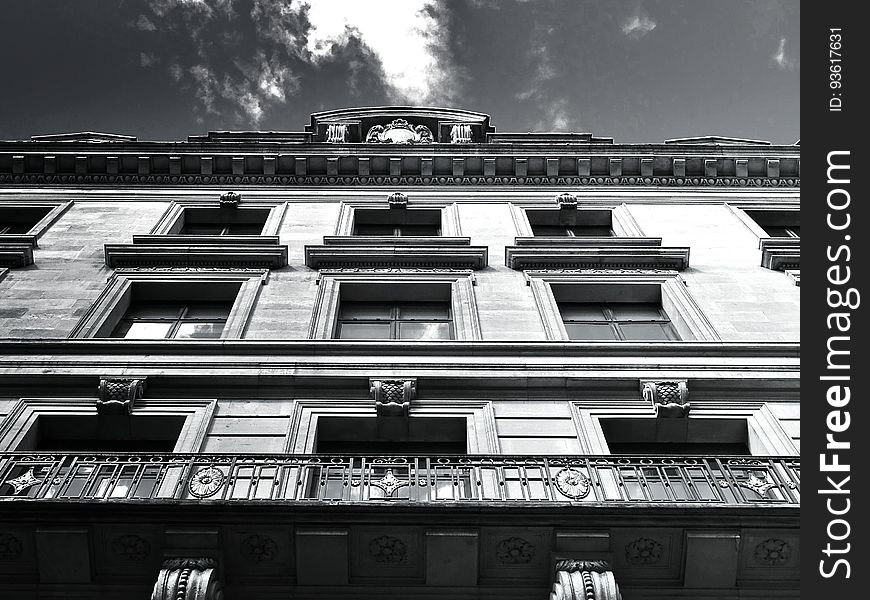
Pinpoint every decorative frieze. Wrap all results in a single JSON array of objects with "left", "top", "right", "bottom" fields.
[
  {"left": 370, "top": 378, "right": 416, "bottom": 417},
  {"left": 642, "top": 380, "right": 690, "bottom": 418},
  {"left": 365, "top": 119, "right": 434, "bottom": 144},
  {"left": 151, "top": 558, "right": 223, "bottom": 600},
  {"left": 550, "top": 560, "right": 622, "bottom": 600},
  {"left": 97, "top": 377, "right": 146, "bottom": 415}
]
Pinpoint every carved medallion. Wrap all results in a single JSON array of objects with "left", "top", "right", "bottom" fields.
[
  {"left": 554, "top": 467, "right": 591, "bottom": 499},
  {"left": 240, "top": 534, "right": 278, "bottom": 562},
  {"left": 111, "top": 534, "right": 151, "bottom": 561},
  {"left": 496, "top": 537, "right": 535, "bottom": 564},
  {"left": 188, "top": 467, "right": 226, "bottom": 498},
  {"left": 0, "top": 533, "right": 23, "bottom": 560},
  {"left": 368, "top": 535, "right": 407, "bottom": 564},
  {"left": 366, "top": 119, "right": 434, "bottom": 144},
  {"left": 754, "top": 538, "right": 792, "bottom": 566},
  {"left": 625, "top": 537, "right": 663, "bottom": 565},
  {"left": 4, "top": 468, "right": 42, "bottom": 495}
]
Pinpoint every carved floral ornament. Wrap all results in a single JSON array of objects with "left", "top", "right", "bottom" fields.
[
  {"left": 369, "top": 535, "right": 408, "bottom": 564},
  {"left": 112, "top": 534, "right": 151, "bottom": 561},
  {"left": 366, "top": 119, "right": 434, "bottom": 144},
  {"left": 624, "top": 537, "right": 663, "bottom": 565},
  {"left": 240, "top": 534, "right": 278, "bottom": 562},
  {"left": 754, "top": 538, "right": 792, "bottom": 566},
  {"left": 496, "top": 537, "right": 536, "bottom": 564}
]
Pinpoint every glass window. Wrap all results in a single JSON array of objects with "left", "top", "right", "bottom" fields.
[
  {"left": 112, "top": 300, "right": 231, "bottom": 339},
  {"left": 0, "top": 206, "right": 52, "bottom": 235},
  {"left": 354, "top": 223, "right": 441, "bottom": 237},
  {"left": 761, "top": 225, "right": 800, "bottom": 238},
  {"left": 560, "top": 302, "right": 678, "bottom": 341},
  {"left": 337, "top": 300, "right": 453, "bottom": 340},
  {"left": 179, "top": 223, "right": 265, "bottom": 235},
  {"left": 531, "top": 224, "right": 613, "bottom": 237}
]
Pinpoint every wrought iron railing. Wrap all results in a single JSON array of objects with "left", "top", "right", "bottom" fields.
[{"left": 0, "top": 453, "right": 800, "bottom": 506}]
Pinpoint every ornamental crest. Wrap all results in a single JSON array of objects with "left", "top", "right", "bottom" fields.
[{"left": 366, "top": 119, "right": 434, "bottom": 144}]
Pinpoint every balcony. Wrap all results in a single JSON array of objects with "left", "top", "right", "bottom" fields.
[{"left": 0, "top": 453, "right": 799, "bottom": 506}]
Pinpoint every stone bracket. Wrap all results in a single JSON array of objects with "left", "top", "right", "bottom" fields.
[
  {"left": 641, "top": 379, "right": 690, "bottom": 418},
  {"left": 151, "top": 557, "right": 223, "bottom": 600},
  {"left": 370, "top": 378, "right": 417, "bottom": 417},
  {"left": 97, "top": 377, "right": 146, "bottom": 415},
  {"left": 387, "top": 191, "right": 408, "bottom": 209},
  {"left": 550, "top": 559, "right": 622, "bottom": 600},
  {"left": 219, "top": 191, "right": 240, "bottom": 208}
]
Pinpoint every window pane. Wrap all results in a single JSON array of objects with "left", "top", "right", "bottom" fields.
[
  {"left": 619, "top": 323, "right": 675, "bottom": 340},
  {"left": 0, "top": 223, "right": 33, "bottom": 234},
  {"left": 184, "top": 303, "right": 232, "bottom": 319},
  {"left": 339, "top": 302, "right": 392, "bottom": 320},
  {"left": 398, "top": 224, "right": 440, "bottom": 237},
  {"left": 610, "top": 304, "right": 664, "bottom": 320},
  {"left": 564, "top": 323, "right": 617, "bottom": 340},
  {"left": 531, "top": 225, "right": 571, "bottom": 236},
  {"left": 125, "top": 302, "right": 183, "bottom": 319},
  {"left": 121, "top": 322, "right": 173, "bottom": 339},
  {"left": 397, "top": 302, "right": 450, "bottom": 320},
  {"left": 224, "top": 223, "right": 264, "bottom": 235},
  {"left": 559, "top": 304, "right": 606, "bottom": 321},
  {"left": 354, "top": 224, "right": 395, "bottom": 236},
  {"left": 397, "top": 322, "right": 452, "bottom": 340},
  {"left": 570, "top": 226, "right": 613, "bottom": 237},
  {"left": 174, "top": 322, "right": 224, "bottom": 339},
  {"left": 180, "top": 224, "right": 225, "bottom": 235},
  {"left": 338, "top": 322, "right": 392, "bottom": 339}
]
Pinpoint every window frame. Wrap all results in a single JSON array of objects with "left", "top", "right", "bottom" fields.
[
  {"left": 526, "top": 270, "right": 719, "bottom": 341},
  {"left": 510, "top": 202, "right": 644, "bottom": 238},
  {"left": 0, "top": 397, "right": 217, "bottom": 452},
  {"left": 569, "top": 400, "right": 798, "bottom": 456},
  {"left": 68, "top": 269, "right": 267, "bottom": 339},
  {"left": 726, "top": 203, "right": 800, "bottom": 272},
  {"left": 111, "top": 299, "right": 233, "bottom": 340},
  {"left": 334, "top": 200, "right": 462, "bottom": 237},
  {"left": 335, "top": 299, "right": 454, "bottom": 341},
  {"left": 149, "top": 200, "right": 287, "bottom": 237},
  {"left": 559, "top": 301, "right": 679, "bottom": 341},
  {"left": 309, "top": 270, "right": 481, "bottom": 340}
]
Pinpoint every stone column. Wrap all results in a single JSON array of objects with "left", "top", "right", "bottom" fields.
[{"left": 549, "top": 560, "right": 622, "bottom": 600}]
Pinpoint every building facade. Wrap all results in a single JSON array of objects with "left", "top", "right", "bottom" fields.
[{"left": 0, "top": 107, "right": 799, "bottom": 599}]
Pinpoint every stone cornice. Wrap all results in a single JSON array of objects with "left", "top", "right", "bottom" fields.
[
  {"left": 306, "top": 236, "right": 487, "bottom": 269},
  {"left": 0, "top": 146, "right": 799, "bottom": 188},
  {"left": 505, "top": 237, "right": 689, "bottom": 270},
  {"left": 104, "top": 235, "right": 288, "bottom": 269},
  {"left": 759, "top": 238, "right": 800, "bottom": 271},
  {"left": 0, "top": 243, "right": 34, "bottom": 267}
]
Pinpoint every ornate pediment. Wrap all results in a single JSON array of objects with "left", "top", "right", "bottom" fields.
[{"left": 365, "top": 119, "right": 434, "bottom": 144}]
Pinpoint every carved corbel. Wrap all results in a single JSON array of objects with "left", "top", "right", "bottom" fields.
[
  {"left": 641, "top": 380, "right": 690, "bottom": 418},
  {"left": 550, "top": 560, "right": 622, "bottom": 600},
  {"left": 557, "top": 192, "right": 578, "bottom": 226},
  {"left": 387, "top": 191, "right": 408, "bottom": 209},
  {"left": 370, "top": 378, "right": 416, "bottom": 417},
  {"left": 97, "top": 377, "right": 146, "bottom": 415},
  {"left": 219, "top": 191, "right": 241, "bottom": 208},
  {"left": 151, "top": 558, "right": 223, "bottom": 600}
]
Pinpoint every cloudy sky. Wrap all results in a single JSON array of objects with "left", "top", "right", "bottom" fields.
[{"left": 0, "top": 0, "right": 799, "bottom": 143}]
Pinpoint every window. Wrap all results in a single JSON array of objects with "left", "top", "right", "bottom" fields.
[
  {"left": 316, "top": 417, "right": 467, "bottom": 454},
  {"left": 336, "top": 300, "right": 452, "bottom": 340},
  {"left": 527, "top": 272, "right": 719, "bottom": 341},
  {"left": 111, "top": 300, "right": 232, "bottom": 339},
  {"left": 526, "top": 208, "right": 613, "bottom": 237},
  {"left": 352, "top": 208, "right": 442, "bottom": 237},
  {"left": 309, "top": 271, "right": 481, "bottom": 340},
  {"left": 69, "top": 270, "right": 266, "bottom": 339},
  {"left": 21, "top": 415, "right": 186, "bottom": 452},
  {"left": 600, "top": 418, "right": 751, "bottom": 455},
  {"left": 0, "top": 206, "right": 53, "bottom": 235},
  {"left": 743, "top": 209, "right": 800, "bottom": 238},
  {"left": 176, "top": 208, "right": 270, "bottom": 236},
  {"left": 559, "top": 302, "right": 678, "bottom": 341}
]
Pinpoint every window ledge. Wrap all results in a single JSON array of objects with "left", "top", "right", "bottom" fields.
[
  {"left": 305, "top": 242, "right": 488, "bottom": 269},
  {"left": 759, "top": 238, "right": 799, "bottom": 271},
  {"left": 512, "top": 236, "right": 663, "bottom": 248},
  {"left": 506, "top": 243, "right": 690, "bottom": 270},
  {"left": 104, "top": 239, "right": 288, "bottom": 269},
  {"left": 322, "top": 235, "right": 472, "bottom": 247},
  {"left": 0, "top": 243, "right": 34, "bottom": 267},
  {"left": 0, "top": 234, "right": 38, "bottom": 248}
]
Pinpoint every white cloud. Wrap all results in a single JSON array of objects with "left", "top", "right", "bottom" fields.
[
  {"left": 772, "top": 37, "right": 796, "bottom": 69},
  {"left": 136, "top": 14, "right": 157, "bottom": 31},
  {"left": 303, "top": 0, "right": 460, "bottom": 105},
  {"left": 621, "top": 14, "right": 656, "bottom": 39},
  {"left": 140, "top": 52, "right": 158, "bottom": 68}
]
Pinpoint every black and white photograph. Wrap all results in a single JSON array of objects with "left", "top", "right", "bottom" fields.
[{"left": 0, "top": 1, "right": 839, "bottom": 598}]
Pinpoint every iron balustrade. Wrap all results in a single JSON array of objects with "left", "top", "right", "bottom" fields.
[{"left": 0, "top": 453, "right": 800, "bottom": 506}]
